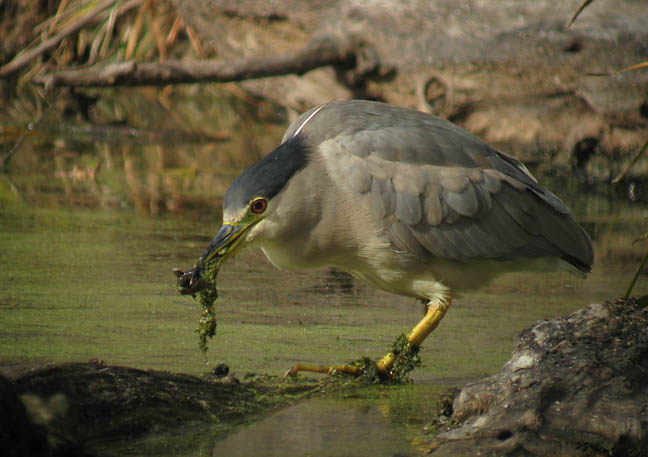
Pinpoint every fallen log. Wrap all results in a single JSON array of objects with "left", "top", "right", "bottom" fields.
[{"left": 35, "top": 37, "right": 357, "bottom": 89}]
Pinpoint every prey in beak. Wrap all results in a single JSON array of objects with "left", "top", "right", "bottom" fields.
[
  {"left": 173, "top": 220, "right": 257, "bottom": 354},
  {"left": 175, "top": 223, "right": 248, "bottom": 296}
]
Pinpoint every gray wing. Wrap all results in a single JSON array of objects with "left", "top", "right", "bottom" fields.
[
  {"left": 287, "top": 100, "right": 568, "bottom": 212},
  {"left": 306, "top": 102, "right": 594, "bottom": 272}
]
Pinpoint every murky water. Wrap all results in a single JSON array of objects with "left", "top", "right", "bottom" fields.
[
  {"left": 92, "top": 383, "right": 444, "bottom": 457},
  {"left": 1, "top": 108, "right": 647, "bottom": 456},
  {"left": 211, "top": 396, "right": 421, "bottom": 457}
]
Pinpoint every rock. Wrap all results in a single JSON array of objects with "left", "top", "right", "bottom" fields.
[
  {"left": 0, "top": 375, "right": 51, "bottom": 457},
  {"left": 2, "top": 362, "right": 320, "bottom": 455},
  {"left": 429, "top": 298, "right": 648, "bottom": 456}
]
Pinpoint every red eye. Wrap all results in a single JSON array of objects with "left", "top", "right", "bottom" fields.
[{"left": 250, "top": 198, "right": 267, "bottom": 214}]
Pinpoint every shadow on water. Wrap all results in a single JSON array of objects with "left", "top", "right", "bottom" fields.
[{"left": 1, "top": 91, "right": 647, "bottom": 455}]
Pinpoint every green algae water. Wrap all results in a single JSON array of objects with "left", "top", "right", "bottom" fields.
[
  {"left": 2, "top": 153, "right": 644, "bottom": 381},
  {"left": 1, "top": 101, "right": 647, "bottom": 455}
]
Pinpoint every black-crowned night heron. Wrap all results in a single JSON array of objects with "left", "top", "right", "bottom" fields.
[{"left": 180, "top": 100, "right": 594, "bottom": 377}]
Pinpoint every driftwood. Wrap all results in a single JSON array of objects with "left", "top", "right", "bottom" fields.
[{"left": 35, "top": 37, "right": 356, "bottom": 89}]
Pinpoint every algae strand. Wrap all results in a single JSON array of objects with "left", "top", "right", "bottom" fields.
[{"left": 196, "top": 260, "right": 219, "bottom": 357}]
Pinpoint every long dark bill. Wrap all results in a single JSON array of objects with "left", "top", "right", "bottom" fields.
[{"left": 189, "top": 224, "right": 243, "bottom": 287}]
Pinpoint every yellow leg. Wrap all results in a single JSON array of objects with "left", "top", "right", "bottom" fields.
[
  {"left": 286, "top": 297, "right": 452, "bottom": 378},
  {"left": 376, "top": 297, "right": 451, "bottom": 374}
]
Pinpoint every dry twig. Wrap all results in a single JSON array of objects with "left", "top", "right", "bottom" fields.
[
  {"left": 0, "top": 0, "right": 144, "bottom": 79},
  {"left": 611, "top": 141, "right": 648, "bottom": 184},
  {"left": 0, "top": 0, "right": 119, "bottom": 78}
]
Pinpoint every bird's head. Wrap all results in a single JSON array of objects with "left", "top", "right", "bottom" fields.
[{"left": 188, "top": 135, "right": 311, "bottom": 289}]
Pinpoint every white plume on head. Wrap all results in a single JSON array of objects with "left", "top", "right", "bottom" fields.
[{"left": 290, "top": 104, "right": 327, "bottom": 139}]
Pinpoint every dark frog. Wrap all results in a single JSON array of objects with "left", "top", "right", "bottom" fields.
[{"left": 172, "top": 267, "right": 210, "bottom": 297}]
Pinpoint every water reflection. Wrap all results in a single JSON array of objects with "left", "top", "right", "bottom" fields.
[
  {"left": 211, "top": 399, "right": 416, "bottom": 457},
  {"left": 310, "top": 269, "right": 356, "bottom": 296},
  {"left": 2, "top": 104, "right": 285, "bottom": 218}
]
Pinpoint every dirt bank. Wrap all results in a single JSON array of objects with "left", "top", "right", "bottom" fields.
[{"left": 173, "top": 0, "right": 648, "bottom": 179}]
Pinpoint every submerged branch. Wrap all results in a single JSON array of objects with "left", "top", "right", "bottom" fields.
[{"left": 35, "top": 38, "right": 357, "bottom": 88}]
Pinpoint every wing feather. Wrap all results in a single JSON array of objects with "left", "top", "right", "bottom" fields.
[
  {"left": 389, "top": 219, "right": 430, "bottom": 258},
  {"left": 443, "top": 183, "right": 479, "bottom": 217},
  {"left": 423, "top": 183, "right": 443, "bottom": 226},
  {"left": 362, "top": 159, "right": 590, "bottom": 269},
  {"left": 309, "top": 101, "right": 593, "bottom": 271}
]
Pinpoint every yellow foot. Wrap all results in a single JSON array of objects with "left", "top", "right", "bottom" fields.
[
  {"left": 285, "top": 348, "right": 417, "bottom": 381},
  {"left": 285, "top": 297, "right": 451, "bottom": 379}
]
